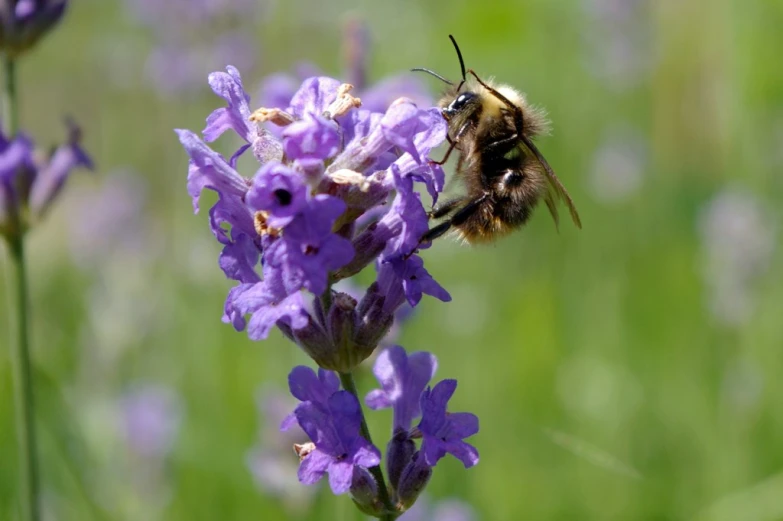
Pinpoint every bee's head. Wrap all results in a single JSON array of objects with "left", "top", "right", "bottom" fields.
[{"left": 443, "top": 91, "right": 480, "bottom": 121}]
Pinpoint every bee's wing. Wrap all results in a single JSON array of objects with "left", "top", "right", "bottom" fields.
[{"left": 522, "top": 135, "right": 582, "bottom": 229}]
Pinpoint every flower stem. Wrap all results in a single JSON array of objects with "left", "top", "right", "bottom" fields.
[
  {"left": 2, "top": 53, "right": 19, "bottom": 135},
  {"left": 338, "top": 371, "right": 398, "bottom": 521},
  {"left": 3, "top": 51, "right": 39, "bottom": 521},
  {"left": 6, "top": 235, "right": 41, "bottom": 521}
]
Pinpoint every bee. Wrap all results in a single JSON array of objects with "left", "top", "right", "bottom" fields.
[{"left": 412, "top": 35, "right": 581, "bottom": 244}]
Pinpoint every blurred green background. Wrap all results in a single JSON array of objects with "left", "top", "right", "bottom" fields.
[{"left": 2, "top": 0, "right": 782, "bottom": 519}]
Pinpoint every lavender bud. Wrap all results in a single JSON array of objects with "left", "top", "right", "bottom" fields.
[
  {"left": 0, "top": 0, "right": 67, "bottom": 57},
  {"left": 354, "top": 282, "right": 394, "bottom": 352},
  {"left": 397, "top": 451, "right": 432, "bottom": 509},
  {"left": 386, "top": 428, "right": 415, "bottom": 492},
  {"left": 287, "top": 316, "right": 335, "bottom": 369},
  {"left": 349, "top": 467, "right": 382, "bottom": 517},
  {"left": 326, "top": 291, "right": 364, "bottom": 369}
]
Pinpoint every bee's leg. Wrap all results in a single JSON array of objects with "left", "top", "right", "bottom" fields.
[
  {"left": 429, "top": 121, "right": 472, "bottom": 165},
  {"left": 429, "top": 139, "right": 458, "bottom": 166},
  {"left": 429, "top": 197, "right": 465, "bottom": 219},
  {"left": 419, "top": 193, "right": 489, "bottom": 244},
  {"left": 482, "top": 133, "right": 520, "bottom": 157}
]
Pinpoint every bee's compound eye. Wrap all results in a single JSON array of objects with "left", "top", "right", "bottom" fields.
[
  {"left": 501, "top": 171, "right": 524, "bottom": 187},
  {"left": 447, "top": 93, "right": 474, "bottom": 114}
]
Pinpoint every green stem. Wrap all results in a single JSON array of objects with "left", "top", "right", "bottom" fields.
[
  {"left": 6, "top": 236, "right": 41, "bottom": 521},
  {"left": 2, "top": 53, "right": 18, "bottom": 135},
  {"left": 338, "top": 371, "right": 397, "bottom": 521},
  {"left": 4, "top": 51, "right": 39, "bottom": 521}
]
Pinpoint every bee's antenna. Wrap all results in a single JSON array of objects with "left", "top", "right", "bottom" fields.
[
  {"left": 410, "top": 68, "right": 454, "bottom": 86},
  {"left": 448, "top": 34, "right": 467, "bottom": 90}
]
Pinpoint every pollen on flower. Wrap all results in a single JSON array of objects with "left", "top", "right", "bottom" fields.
[
  {"left": 329, "top": 169, "right": 372, "bottom": 192},
  {"left": 250, "top": 107, "right": 296, "bottom": 126},
  {"left": 294, "top": 442, "right": 316, "bottom": 461},
  {"left": 323, "top": 83, "right": 362, "bottom": 119},
  {"left": 254, "top": 211, "right": 281, "bottom": 238}
]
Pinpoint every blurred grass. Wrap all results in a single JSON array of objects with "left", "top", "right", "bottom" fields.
[{"left": 1, "top": 0, "right": 783, "bottom": 520}]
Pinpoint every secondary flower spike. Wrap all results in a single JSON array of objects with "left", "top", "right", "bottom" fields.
[{"left": 1, "top": 121, "right": 92, "bottom": 241}]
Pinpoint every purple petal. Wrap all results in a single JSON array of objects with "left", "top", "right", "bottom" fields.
[
  {"left": 29, "top": 141, "right": 92, "bottom": 217},
  {"left": 326, "top": 460, "right": 354, "bottom": 494},
  {"left": 447, "top": 412, "right": 480, "bottom": 439},
  {"left": 351, "top": 444, "right": 382, "bottom": 469},
  {"left": 177, "top": 129, "right": 249, "bottom": 211},
  {"left": 298, "top": 448, "right": 332, "bottom": 485},
  {"left": 444, "top": 440, "right": 479, "bottom": 468},
  {"left": 218, "top": 233, "right": 261, "bottom": 283},
  {"left": 288, "top": 77, "right": 342, "bottom": 118},
  {"left": 287, "top": 366, "right": 340, "bottom": 405},
  {"left": 203, "top": 66, "right": 254, "bottom": 143},
  {"left": 364, "top": 389, "right": 392, "bottom": 410},
  {"left": 282, "top": 114, "right": 340, "bottom": 161},
  {"left": 246, "top": 162, "right": 307, "bottom": 228}
]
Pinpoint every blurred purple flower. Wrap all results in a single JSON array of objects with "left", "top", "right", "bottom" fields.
[
  {"left": 0, "top": 0, "right": 67, "bottom": 56},
  {"left": 581, "top": 0, "right": 651, "bottom": 90},
  {"left": 124, "top": 0, "right": 263, "bottom": 96},
  {"left": 400, "top": 497, "right": 478, "bottom": 521},
  {"left": 120, "top": 385, "right": 182, "bottom": 458},
  {"left": 698, "top": 188, "right": 775, "bottom": 327},
  {"left": 588, "top": 125, "right": 647, "bottom": 203},
  {"left": 0, "top": 122, "right": 91, "bottom": 240},
  {"left": 66, "top": 169, "right": 153, "bottom": 267}
]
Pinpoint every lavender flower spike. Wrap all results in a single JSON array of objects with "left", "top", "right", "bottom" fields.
[{"left": 180, "top": 63, "right": 450, "bottom": 367}]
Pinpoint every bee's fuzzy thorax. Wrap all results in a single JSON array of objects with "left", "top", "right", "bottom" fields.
[{"left": 463, "top": 77, "right": 551, "bottom": 138}]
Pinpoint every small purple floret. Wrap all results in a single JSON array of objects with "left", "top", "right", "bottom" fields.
[
  {"left": 365, "top": 346, "right": 438, "bottom": 431},
  {"left": 295, "top": 390, "right": 381, "bottom": 494},
  {"left": 417, "top": 380, "right": 479, "bottom": 468}
]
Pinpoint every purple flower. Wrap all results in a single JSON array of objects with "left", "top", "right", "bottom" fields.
[
  {"left": 246, "top": 162, "right": 308, "bottom": 228},
  {"left": 376, "top": 255, "right": 451, "bottom": 314},
  {"left": 0, "top": 0, "right": 67, "bottom": 56},
  {"left": 698, "top": 188, "right": 775, "bottom": 327},
  {"left": 225, "top": 271, "right": 311, "bottom": 340},
  {"left": 282, "top": 114, "right": 340, "bottom": 162},
  {"left": 365, "top": 346, "right": 438, "bottom": 431},
  {"left": 285, "top": 366, "right": 341, "bottom": 415},
  {"left": 1, "top": 122, "right": 91, "bottom": 240},
  {"left": 178, "top": 128, "right": 249, "bottom": 212},
  {"left": 120, "top": 385, "right": 182, "bottom": 458},
  {"left": 265, "top": 195, "right": 354, "bottom": 296},
  {"left": 294, "top": 390, "right": 381, "bottom": 494},
  {"left": 416, "top": 380, "right": 479, "bottom": 468}
]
